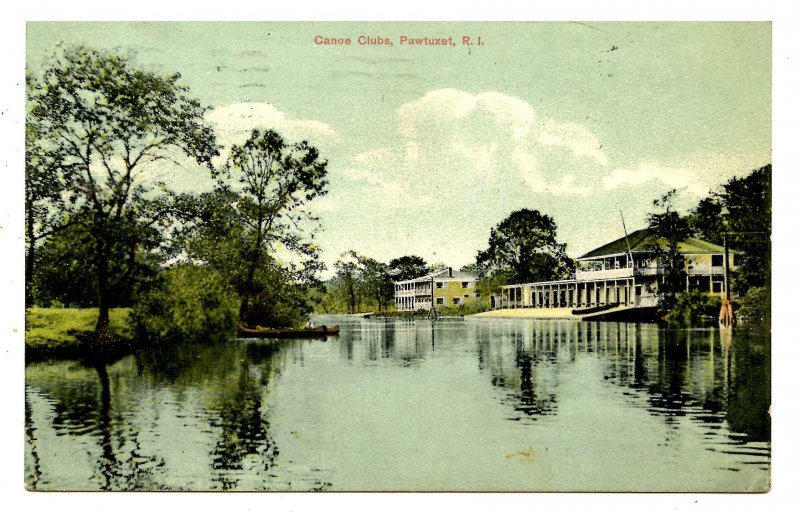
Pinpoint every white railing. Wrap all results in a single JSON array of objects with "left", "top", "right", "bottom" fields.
[
  {"left": 576, "top": 267, "right": 634, "bottom": 281},
  {"left": 395, "top": 287, "right": 432, "bottom": 297}
]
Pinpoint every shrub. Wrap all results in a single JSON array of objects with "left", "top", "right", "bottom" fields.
[
  {"left": 132, "top": 264, "right": 239, "bottom": 343},
  {"left": 664, "top": 290, "right": 722, "bottom": 325},
  {"left": 736, "top": 286, "right": 770, "bottom": 324}
]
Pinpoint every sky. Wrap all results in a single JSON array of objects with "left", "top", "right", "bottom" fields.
[{"left": 25, "top": 21, "right": 772, "bottom": 275}]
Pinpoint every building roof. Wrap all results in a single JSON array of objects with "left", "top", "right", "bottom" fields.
[
  {"left": 394, "top": 267, "right": 478, "bottom": 284},
  {"left": 578, "top": 228, "right": 726, "bottom": 259},
  {"left": 430, "top": 268, "right": 477, "bottom": 279}
]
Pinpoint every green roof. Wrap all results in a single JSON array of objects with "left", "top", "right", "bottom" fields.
[{"left": 578, "top": 228, "right": 726, "bottom": 259}]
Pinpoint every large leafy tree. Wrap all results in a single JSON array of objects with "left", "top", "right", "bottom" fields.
[
  {"left": 28, "top": 46, "right": 218, "bottom": 340},
  {"left": 689, "top": 165, "right": 771, "bottom": 294},
  {"left": 327, "top": 251, "right": 394, "bottom": 314},
  {"left": 32, "top": 215, "right": 161, "bottom": 308},
  {"left": 193, "top": 128, "right": 328, "bottom": 325},
  {"left": 723, "top": 165, "right": 771, "bottom": 293},
  {"left": 356, "top": 254, "right": 394, "bottom": 313},
  {"left": 332, "top": 253, "right": 361, "bottom": 314},
  {"left": 646, "top": 190, "right": 692, "bottom": 309},
  {"left": 476, "top": 209, "right": 572, "bottom": 285},
  {"left": 388, "top": 255, "right": 429, "bottom": 282},
  {"left": 24, "top": 87, "right": 64, "bottom": 306}
]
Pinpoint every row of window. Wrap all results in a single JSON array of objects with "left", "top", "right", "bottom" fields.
[
  {"left": 399, "top": 295, "right": 474, "bottom": 306},
  {"left": 434, "top": 281, "right": 474, "bottom": 289},
  {"left": 397, "top": 281, "right": 474, "bottom": 291}
]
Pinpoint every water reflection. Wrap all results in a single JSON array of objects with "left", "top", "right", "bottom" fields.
[{"left": 25, "top": 318, "right": 770, "bottom": 491}]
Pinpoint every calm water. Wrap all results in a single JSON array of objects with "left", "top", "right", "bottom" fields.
[{"left": 25, "top": 317, "right": 770, "bottom": 492}]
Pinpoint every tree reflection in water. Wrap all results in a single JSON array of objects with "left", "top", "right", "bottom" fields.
[
  {"left": 477, "top": 321, "right": 559, "bottom": 421},
  {"left": 91, "top": 361, "right": 168, "bottom": 490},
  {"left": 24, "top": 390, "right": 42, "bottom": 489},
  {"left": 207, "top": 343, "right": 281, "bottom": 490},
  {"left": 24, "top": 318, "right": 769, "bottom": 490},
  {"left": 591, "top": 323, "right": 770, "bottom": 446},
  {"left": 473, "top": 319, "right": 769, "bottom": 446}
]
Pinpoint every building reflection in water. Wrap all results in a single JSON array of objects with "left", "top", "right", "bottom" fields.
[
  {"left": 25, "top": 317, "right": 769, "bottom": 490},
  {"left": 470, "top": 319, "right": 769, "bottom": 448}
]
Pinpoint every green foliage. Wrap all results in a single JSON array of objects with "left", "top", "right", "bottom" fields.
[
  {"left": 689, "top": 165, "right": 771, "bottom": 295},
  {"left": 187, "top": 128, "right": 328, "bottom": 324},
  {"left": 27, "top": 45, "right": 218, "bottom": 332},
  {"left": 132, "top": 264, "right": 239, "bottom": 343},
  {"left": 476, "top": 273, "right": 508, "bottom": 299},
  {"left": 331, "top": 255, "right": 361, "bottom": 314},
  {"left": 388, "top": 255, "right": 429, "bottom": 281},
  {"left": 476, "top": 208, "right": 572, "bottom": 285},
  {"left": 438, "top": 299, "right": 491, "bottom": 316},
  {"left": 356, "top": 254, "right": 394, "bottom": 313},
  {"left": 25, "top": 308, "right": 133, "bottom": 350},
  {"left": 724, "top": 166, "right": 771, "bottom": 293},
  {"left": 240, "top": 263, "right": 316, "bottom": 328},
  {"left": 325, "top": 251, "right": 394, "bottom": 314},
  {"left": 736, "top": 286, "right": 770, "bottom": 324},
  {"left": 25, "top": 84, "right": 64, "bottom": 306},
  {"left": 663, "top": 291, "right": 721, "bottom": 324},
  {"left": 688, "top": 196, "right": 724, "bottom": 246},
  {"left": 32, "top": 213, "right": 160, "bottom": 308},
  {"left": 646, "top": 190, "right": 692, "bottom": 309}
]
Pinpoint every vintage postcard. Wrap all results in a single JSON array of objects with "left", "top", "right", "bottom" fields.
[{"left": 22, "top": 21, "right": 771, "bottom": 493}]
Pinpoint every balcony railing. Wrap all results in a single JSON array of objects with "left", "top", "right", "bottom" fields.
[
  {"left": 395, "top": 286, "right": 432, "bottom": 296},
  {"left": 576, "top": 267, "right": 635, "bottom": 281},
  {"left": 576, "top": 264, "right": 725, "bottom": 282}
]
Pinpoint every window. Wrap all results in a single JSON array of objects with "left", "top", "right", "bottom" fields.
[
  {"left": 436, "top": 297, "right": 444, "bottom": 305},
  {"left": 453, "top": 297, "right": 461, "bottom": 305},
  {"left": 461, "top": 281, "right": 470, "bottom": 288},
  {"left": 436, "top": 281, "right": 444, "bottom": 289},
  {"left": 712, "top": 254, "right": 723, "bottom": 267}
]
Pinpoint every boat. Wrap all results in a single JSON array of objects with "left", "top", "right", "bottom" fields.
[{"left": 237, "top": 323, "right": 340, "bottom": 339}]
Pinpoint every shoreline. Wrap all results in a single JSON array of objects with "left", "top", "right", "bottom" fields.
[{"left": 472, "top": 308, "right": 576, "bottom": 319}]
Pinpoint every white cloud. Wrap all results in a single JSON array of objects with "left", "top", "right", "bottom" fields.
[
  {"left": 538, "top": 120, "right": 609, "bottom": 166},
  {"left": 548, "top": 175, "right": 593, "bottom": 197},
  {"left": 311, "top": 89, "right": 610, "bottom": 273},
  {"left": 206, "top": 103, "right": 339, "bottom": 162},
  {"left": 383, "top": 89, "right": 606, "bottom": 202},
  {"left": 602, "top": 162, "right": 712, "bottom": 197},
  {"left": 340, "top": 166, "right": 404, "bottom": 196}
]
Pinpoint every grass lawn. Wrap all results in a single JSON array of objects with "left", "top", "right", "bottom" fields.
[{"left": 25, "top": 307, "right": 133, "bottom": 352}]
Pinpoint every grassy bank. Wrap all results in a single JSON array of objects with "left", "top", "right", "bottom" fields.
[{"left": 25, "top": 308, "right": 134, "bottom": 358}]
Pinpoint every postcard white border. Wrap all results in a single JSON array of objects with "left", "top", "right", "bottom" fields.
[{"left": 2, "top": 1, "right": 798, "bottom": 511}]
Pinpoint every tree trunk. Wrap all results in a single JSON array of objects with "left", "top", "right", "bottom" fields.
[
  {"left": 95, "top": 364, "right": 117, "bottom": 488},
  {"left": 239, "top": 258, "right": 259, "bottom": 323},
  {"left": 239, "top": 295, "right": 250, "bottom": 324},
  {"left": 96, "top": 235, "right": 112, "bottom": 342},
  {"left": 25, "top": 204, "right": 35, "bottom": 307},
  {"left": 240, "top": 219, "right": 264, "bottom": 323}
]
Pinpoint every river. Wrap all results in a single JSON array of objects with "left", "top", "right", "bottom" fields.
[{"left": 24, "top": 317, "right": 770, "bottom": 491}]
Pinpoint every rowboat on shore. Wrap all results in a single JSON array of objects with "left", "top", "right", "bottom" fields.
[{"left": 237, "top": 323, "right": 341, "bottom": 339}]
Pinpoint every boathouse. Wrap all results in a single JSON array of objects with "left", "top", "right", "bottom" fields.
[
  {"left": 497, "top": 229, "right": 734, "bottom": 316},
  {"left": 394, "top": 267, "right": 479, "bottom": 312}
]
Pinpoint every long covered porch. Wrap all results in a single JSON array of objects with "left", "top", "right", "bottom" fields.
[{"left": 498, "top": 277, "right": 639, "bottom": 310}]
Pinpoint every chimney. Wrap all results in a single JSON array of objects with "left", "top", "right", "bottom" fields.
[{"left": 448, "top": 267, "right": 453, "bottom": 278}]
